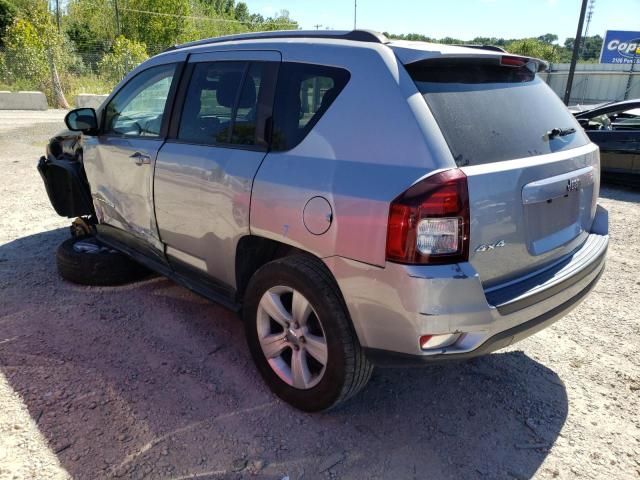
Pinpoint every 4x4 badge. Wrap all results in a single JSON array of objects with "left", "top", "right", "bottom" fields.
[{"left": 475, "top": 240, "right": 506, "bottom": 252}]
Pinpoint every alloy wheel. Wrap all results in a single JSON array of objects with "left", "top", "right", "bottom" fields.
[{"left": 256, "top": 286, "right": 328, "bottom": 390}]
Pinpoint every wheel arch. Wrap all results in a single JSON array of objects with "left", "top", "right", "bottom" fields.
[{"left": 235, "top": 235, "right": 345, "bottom": 304}]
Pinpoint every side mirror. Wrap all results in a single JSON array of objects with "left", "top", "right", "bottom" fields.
[{"left": 65, "top": 108, "right": 98, "bottom": 133}]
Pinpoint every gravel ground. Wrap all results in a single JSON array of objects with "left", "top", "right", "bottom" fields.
[{"left": 0, "top": 110, "right": 638, "bottom": 480}]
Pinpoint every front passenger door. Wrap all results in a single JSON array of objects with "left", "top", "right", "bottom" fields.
[{"left": 84, "top": 62, "right": 180, "bottom": 253}]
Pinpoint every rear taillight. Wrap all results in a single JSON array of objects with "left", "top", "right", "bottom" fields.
[
  {"left": 500, "top": 55, "right": 527, "bottom": 67},
  {"left": 386, "top": 169, "right": 469, "bottom": 265}
]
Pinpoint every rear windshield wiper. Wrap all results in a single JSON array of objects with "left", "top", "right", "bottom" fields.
[{"left": 545, "top": 127, "right": 576, "bottom": 140}]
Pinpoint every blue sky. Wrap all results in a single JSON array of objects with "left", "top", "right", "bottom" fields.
[{"left": 244, "top": 0, "right": 640, "bottom": 42}]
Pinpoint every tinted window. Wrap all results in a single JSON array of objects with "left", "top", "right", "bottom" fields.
[
  {"left": 231, "top": 62, "right": 277, "bottom": 145},
  {"left": 407, "top": 59, "right": 589, "bottom": 166},
  {"left": 178, "top": 62, "right": 244, "bottom": 145},
  {"left": 271, "top": 63, "right": 350, "bottom": 151},
  {"left": 104, "top": 63, "right": 176, "bottom": 137},
  {"left": 178, "top": 61, "right": 276, "bottom": 146}
]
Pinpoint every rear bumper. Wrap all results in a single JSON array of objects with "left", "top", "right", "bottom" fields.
[
  {"left": 324, "top": 205, "right": 608, "bottom": 362},
  {"left": 364, "top": 265, "right": 603, "bottom": 366}
]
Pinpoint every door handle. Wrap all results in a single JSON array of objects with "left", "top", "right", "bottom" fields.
[{"left": 130, "top": 152, "right": 151, "bottom": 165}]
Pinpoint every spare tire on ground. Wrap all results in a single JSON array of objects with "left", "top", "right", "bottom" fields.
[{"left": 56, "top": 236, "right": 150, "bottom": 286}]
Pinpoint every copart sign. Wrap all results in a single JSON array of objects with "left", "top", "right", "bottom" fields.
[{"left": 600, "top": 30, "right": 640, "bottom": 64}]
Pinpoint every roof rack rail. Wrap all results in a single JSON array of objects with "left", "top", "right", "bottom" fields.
[
  {"left": 165, "top": 29, "right": 389, "bottom": 52},
  {"left": 452, "top": 44, "right": 507, "bottom": 53}
]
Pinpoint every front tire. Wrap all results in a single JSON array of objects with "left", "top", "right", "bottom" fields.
[
  {"left": 243, "top": 255, "right": 373, "bottom": 412},
  {"left": 56, "top": 236, "right": 149, "bottom": 286}
]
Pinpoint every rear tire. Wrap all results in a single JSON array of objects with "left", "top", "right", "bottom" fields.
[
  {"left": 56, "top": 236, "right": 149, "bottom": 286},
  {"left": 243, "top": 254, "right": 373, "bottom": 412}
]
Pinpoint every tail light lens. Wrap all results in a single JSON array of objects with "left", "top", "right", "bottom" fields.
[
  {"left": 500, "top": 55, "right": 527, "bottom": 67},
  {"left": 386, "top": 169, "right": 469, "bottom": 265}
]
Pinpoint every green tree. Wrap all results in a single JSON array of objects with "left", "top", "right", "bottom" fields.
[
  {"left": 0, "top": 17, "right": 47, "bottom": 82},
  {"left": 562, "top": 35, "right": 603, "bottom": 62},
  {"left": 121, "top": 0, "right": 190, "bottom": 53},
  {"left": 537, "top": 33, "right": 558, "bottom": 44},
  {"left": 66, "top": 19, "right": 111, "bottom": 70},
  {"left": 234, "top": 2, "right": 249, "bottom": 23},
  {"left": 98, "top": 35, "right": 148, "bottom": 82},
  {"left": 65, "top": 0, "right": 117, "bottom": 46},
  {"left": 260, "top": 9, "right": 297, "bottom": 31},
  {"left": 0, "top": 1, "right": 82, "bottom": 105},
  {"left": 249, "top": 13, "right": 264, "bottom": 24},
  {"left": 0, "top": 0, "right": 17, "bottom": 44},
  {"left": 470, "top": 37, "right": 508, "bottom": 47},
  {"left": 505, "top": 38, "right": 559, "bottom": 62}
]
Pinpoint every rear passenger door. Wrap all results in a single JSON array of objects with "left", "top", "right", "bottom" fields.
[{"left": 154, "top": 50, "right": 280, "bottom": 291}]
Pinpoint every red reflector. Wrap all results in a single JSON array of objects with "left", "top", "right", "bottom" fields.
[
  {"left": 501, "top": 55, "right": 526, "bottom": 67},
  {"left": 419, "top": 335, "right": 433, "bottom": 348},
  {"left": 386, "top": 204, "right": 412, "bottom": 259}
]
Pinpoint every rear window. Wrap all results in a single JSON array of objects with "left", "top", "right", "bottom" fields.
[{"left": 407, "top": 59, "right": 589, "bottom": 166}]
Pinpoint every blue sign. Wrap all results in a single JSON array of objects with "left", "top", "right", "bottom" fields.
[{"left": 600, "top": 30, "right": 640, "bottom": 64}]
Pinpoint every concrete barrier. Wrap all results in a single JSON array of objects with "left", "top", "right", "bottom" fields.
[
  {"left": 0, "top": 91, "right": 48, "bottom": 110},
  {"left": 75, "top": 94, "right": 108, "bottom": 109}
]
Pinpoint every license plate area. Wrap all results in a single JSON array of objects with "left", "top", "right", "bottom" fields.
[
  {"left": 522, "top": 166, "right": 594, "bottom": 256},
  {"left": 524, "top": 193, "right": 582, "bottom": 255}
]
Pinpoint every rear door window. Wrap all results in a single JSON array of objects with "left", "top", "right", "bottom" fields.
[
  {"left": 177, "top": 61, "right": 277, "bottom": 147},
  {"left": 407, "top": 59, "right": 589, "bottom": 166},
  {"left": 271, "top": 63, "right": 350, "bottom": 151}
]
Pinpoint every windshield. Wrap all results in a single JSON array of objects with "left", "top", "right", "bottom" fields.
[{"left": 407, "top": 59, "right": 590, "bottom": 166}]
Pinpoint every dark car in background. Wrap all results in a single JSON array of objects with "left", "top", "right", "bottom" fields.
[{"left": 573, "top": 99, "right": 640, "bottom": 186}]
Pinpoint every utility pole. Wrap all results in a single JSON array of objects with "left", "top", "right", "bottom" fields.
[
  {"left": 581, "top": 0, "right": 596, "bottom": 57},
  {"left": 313, "top": 24, "right": 323, "bottom": 30},
  {"left": 624, "top": 38, "right": 639, "bottom": 100},
  {"left": 114, "top": 0, "right": 121, "bottom": 37},
  {"left": 55, "top": 0, "right": 61, "bottom": 33},
  {"left": 563, "top": 0, "right": 589, "bottom": 105},
  {"left": 354, "top": 0, "right": 357, "bottom": 30}
]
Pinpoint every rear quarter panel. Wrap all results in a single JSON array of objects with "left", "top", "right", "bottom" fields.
[{"left": 250, "top": 43, "right": 455, "bottom": 266}]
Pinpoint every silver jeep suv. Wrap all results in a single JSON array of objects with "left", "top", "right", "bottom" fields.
[{"left": 39, "top": 30, "right": 608, "bottom": 411}]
